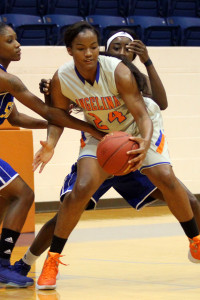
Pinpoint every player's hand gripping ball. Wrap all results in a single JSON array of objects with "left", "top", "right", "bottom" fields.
[{"left": 96, "top": 131, "right": 139, "bottom": 176}]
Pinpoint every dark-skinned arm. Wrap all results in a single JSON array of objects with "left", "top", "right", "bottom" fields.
[
  {"left": 33, "top": 70, "right": 104, "bottom": 172},
  {"left": 115, "top": 62, "right": 153, "bottom": 170},
  {"left": 143, "top": 61, "right": 168, "bottom": 110},
  {"left": 8, "top": 103, "right": 48, "bottom": 129},
  {"left": 0, "top": 71, "right": 103, "bottom": 140},
  {"left": 33, "top": 73, "right": 67, "bottom": 172},
  {"left": 127, "top": 40, "right": 168, "bottom": 110}
]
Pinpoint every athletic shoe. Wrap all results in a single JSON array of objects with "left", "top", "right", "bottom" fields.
[
  {"left": 188, "top": 235, "right": 200, "bottom": 263},
  {"left": 36, "top": 252, "right": 66, "bottom": 290},
  {"left": 13, "top": 259, "right": 31, "bottom": 276},
  {"left": 0, "top": 258, "right": 34, "bottom": 287}
]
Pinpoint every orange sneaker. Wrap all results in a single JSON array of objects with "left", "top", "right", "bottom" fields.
[
  {"left": 188, "top": 235, "right": 200, "bottom": 263},
  {"left": 36, "top": 252, "right": 67, "bottom": 290}
]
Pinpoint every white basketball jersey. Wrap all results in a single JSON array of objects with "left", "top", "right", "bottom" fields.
[
  {"left": 58, "top": 55, "right": 136, "bottom": 133},
  {"left": 58, "top": 55, "right": 171, "bottom": 167}
]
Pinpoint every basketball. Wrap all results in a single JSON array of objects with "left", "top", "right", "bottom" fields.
[{"left": 96, "top": 131, "right": 139, "bottom": 176}]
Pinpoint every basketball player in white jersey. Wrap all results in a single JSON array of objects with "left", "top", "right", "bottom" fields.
[
  {"left": 31, "top": 21, "right": 200, "bottom": 290},
  {"left": 0, "top": 22, "right": 103, "bottom": 288}
]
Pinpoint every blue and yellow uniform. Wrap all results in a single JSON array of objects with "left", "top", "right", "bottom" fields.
[{"left": 0, "top": 64, "right": 18, "bottom": 190}]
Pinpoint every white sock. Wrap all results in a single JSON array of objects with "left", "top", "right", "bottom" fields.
[{"left": 22, "top": 248, "right": 39, "bottom": 266}]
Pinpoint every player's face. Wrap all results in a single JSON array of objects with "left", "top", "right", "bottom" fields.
[
  {"left": 67, "top": 29, "right": 99, "bottom": 73},
  {"left": 108, "top": 36, "right": 134, "bottom": 62},
  {"left": 0, "top": 26, "right": 21, "bottom": 66}
]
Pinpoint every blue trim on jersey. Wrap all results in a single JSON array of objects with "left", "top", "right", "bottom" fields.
[
  {"left": 81, "top": 131, "right": 86, "bottom": 142},
  {"left": 0, "top": 64, "right": 6, "bottom": 72},
  {"left": 75, "top": 61, "right": 100, "bottom": 84},
  {"left": 96, "top": 61, "right": 100, "bottom": 82},
  {"left": 78, "top": 154, "right": 97, "bottom": 160},
  {"left": 140, "top": 162, "right": 171, "bottom": 173},
  {"left": 155, "top": 130, "right": 162, "bottom": 147},
  {"left": 75, "top": 66, "right": 85, "bottom": 84},
  {"left": 60, "top": 163, "right": 77, "bottom": 201},
  {"left": 0, "top": 159, "right": 18, "bottom": 190}
]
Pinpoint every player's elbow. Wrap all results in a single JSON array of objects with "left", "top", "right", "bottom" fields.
[
  {"left": 7, "top": 116, "right": 19, "bottom": 126},
  {"left": 160, "top": 102, "right": 168, "bottom": 110},
  {"left": 8, "top": 119, "right": 16, "bottom": 126}
]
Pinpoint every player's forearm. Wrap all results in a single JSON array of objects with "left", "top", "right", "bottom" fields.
[
  {"left": 8, "top": 113, "right": 48, "bottom": 129},
  {"left": 24, "top": 119, "right": 47, "bottom": 129},
  {"left": 48, "top": 107, "right": 104, "bottom": 140},
  {"left": 145, "top": 63, "right": 168, "bottom": 110},
  {"left": 18, "top": 115, "right": 47, "bottom": 129},
  {"left": 47, "top": 124, "right": 64, "bottom": 150},
  {"left": 136, "top": 115, "right": 153, "bottom": 147},
  {"left": 15, "top": 88, "right": 102, "bottom": 140},
  {"left": 44, "top": 94, "right": 51, "bottom": 106}
]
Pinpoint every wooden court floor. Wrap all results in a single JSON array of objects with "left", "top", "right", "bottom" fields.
[{"left": 1, "top": 206, "right": 200, "bottom": 300}]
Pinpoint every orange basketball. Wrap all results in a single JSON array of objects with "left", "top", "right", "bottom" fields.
[{"left": 96, "top": 131, "right": 139, "bottom": 176}]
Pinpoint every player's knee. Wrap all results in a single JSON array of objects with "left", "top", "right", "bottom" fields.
[
  {"left": 157, "top": 169, "right": 177, "bottom": 191},
  {"left": 76, "top": 176, "right": 96, "bottom": 196},
  {"left": 67, "top": 180, "right": 94, "bottom": 205},
  {"left": 74, "top": 182, "right": 91, "bottom": 200}
]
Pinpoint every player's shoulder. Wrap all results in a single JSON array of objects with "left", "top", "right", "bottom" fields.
[
  {"left": 0, "top": 70, "right": 25, "bottom": 95},
  {"left": 98, "top": 55, "right": 122, "bottom": 79},
  {"left": 98, "top": 55, "right": 121, "bottom": 67},
  {"left": 0, "top": 69, "right": 15, "bottom": 89},
  {"left": 58, "top": 60, "right": 74, "bottom": 74}
]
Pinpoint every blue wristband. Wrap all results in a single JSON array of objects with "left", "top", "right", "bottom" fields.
[{"left": 144, "top": 59, "right": 152, "bottom": 67}]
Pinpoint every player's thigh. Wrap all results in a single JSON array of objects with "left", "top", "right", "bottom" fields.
[
  {"left": 0, "top": 175, "right": 33, "bottom": 200},
  {"left": 143, "top": 164, "right": 176, "bottom": 191},
  {"left": 76, "top": 157, "right": 109, "bottom": 194}
]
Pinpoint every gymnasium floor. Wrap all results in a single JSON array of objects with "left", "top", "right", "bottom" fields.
[{"left": 1, "top": 206, "right": 200, "bottom": 300}]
